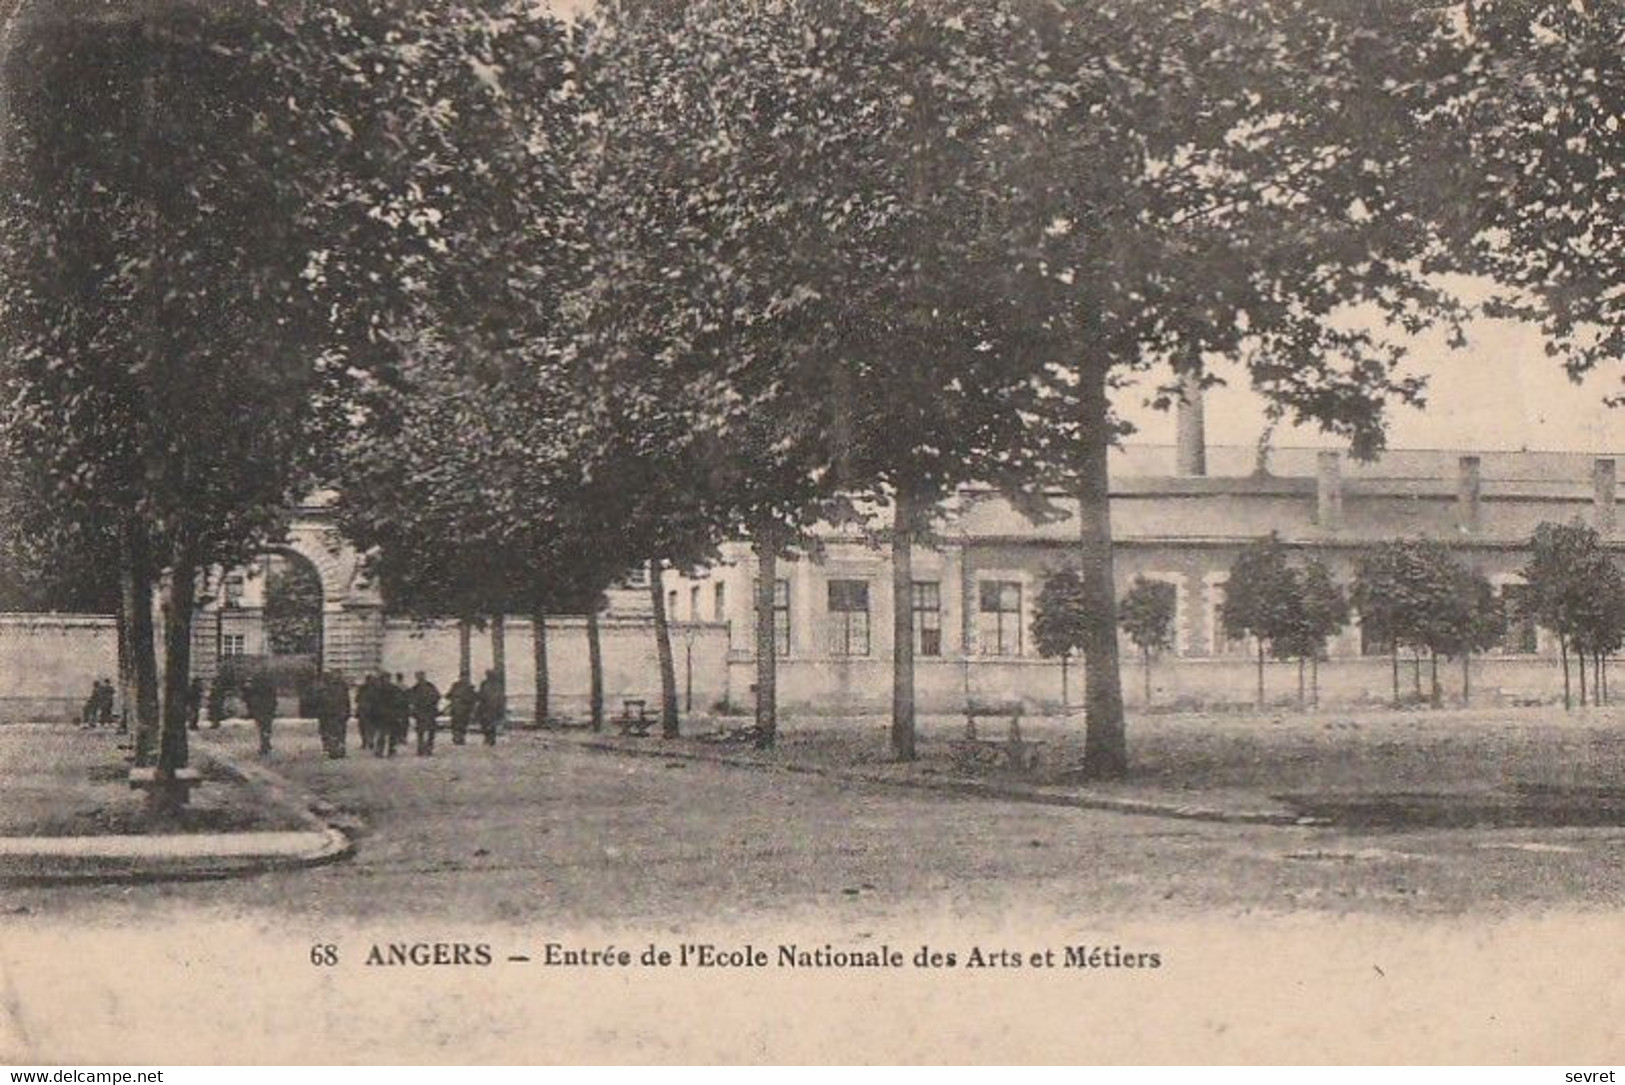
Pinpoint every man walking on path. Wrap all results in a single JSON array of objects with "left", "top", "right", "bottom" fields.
[
  {"left": 320, "top": 672, "right": 350, "bottom": 758},
  {"left": 356, "top": 673, "right": 378, "bottom": 752},
  {"left": 185, "top": 678, "right": 203, "bottom": 731},
  {"left": 370, "top": 673, "right": 405, "bottom": 757},
  {"left": 447, "top": 674, "right": 476, "bottom": 745},
  {"left": 477, "top": 669, "right": 504, "bottom": 747},
  {"left": 409, "top": 671, "right": 441, "bottom": 756},
  {"left": 390, "top": 673, "right": 412, "bottom": 755},
  {"left": 244, "top": 672, "right": 278, "bottom": 756}
]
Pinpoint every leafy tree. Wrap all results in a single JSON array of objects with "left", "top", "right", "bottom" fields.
[
  {"left": 326, "top": 4, "right": 598, "bottom": 724},
  {"left": 964, "top": 0, "right": 1470, "bottom": 775},
  {"left": 1117, "top": 577, "right": 1178, "bottom": 707},
  {"left": 1273, "top": 560, "right": 1350, "bottom": 708},
  {"left": 1424, "top": 1, "right": 1625, "bottom": 391},
  {"left": 1521, "top": 522, "right": 1625, "bottom": 709},
  {"left": 1570, "top": 561, "right": 1625, "bottom": 707},
  {"left": 1220, "top": 536, "right": 1301, "bottom": 708},
  {"left": 1437, "top": 566, "right": 1507, "bottom": 706},
  {"left": 1032, "top": 569, "right": 1090, "bottom": 708},
  {"left": 0, "top": 3, "right": 411, "bottom": 781},
  {"left": 1353, "top": 539, "right": 1475, "bottom": 707},
  {"left": 0, "top": 432, "right": 121, "bottom": 614},
  {"left": 582, "top": 0, "right": 1483, "bottom": 770},
  {"left": 263, "top": 556, "right": 323, "bottom": 657}
]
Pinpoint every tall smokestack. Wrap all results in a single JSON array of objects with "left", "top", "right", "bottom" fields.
[{"left": 1175, "top": 369, "right": 1206, "bottom": 477}]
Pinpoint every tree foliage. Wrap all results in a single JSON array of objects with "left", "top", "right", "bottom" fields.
[
  {"left": 1520, "top": 521, "right": 1625, "bottom": 705},
  {"left": 1425, "top": 0, "right": 1625, "bottom": 392},
  {"left": 1032, "top": 569, "right": 1091, "bottom": 663},
  {"left": 1117, "top": 578, "right": 1178, "bottom": 657}
]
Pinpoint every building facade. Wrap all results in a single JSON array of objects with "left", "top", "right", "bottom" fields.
[{"left": 661, "top": 443, "right": 1622, "bottom": 714}]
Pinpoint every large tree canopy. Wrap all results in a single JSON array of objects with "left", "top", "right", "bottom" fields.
[{"left": 1427, "top": 0, "right": 1624, "bottom": 393}]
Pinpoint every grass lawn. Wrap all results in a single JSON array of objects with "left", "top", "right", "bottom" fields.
[
  {"left": 0, "top": 725, "right": 309, "bottom": 837},
  {"left": 629, "top": 704, "right": 1625, "bottom": 827}
]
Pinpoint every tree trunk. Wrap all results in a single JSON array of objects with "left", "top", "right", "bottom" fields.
[
  {"left": 1255, "top": 641, "right": 1266, "bottom": 709},
  {"left": 157, "top": 551, "right": 197, "bottom": 781},
  {"left": 1390, "top": 644, "right": 1400, "bottom": 706},
  {"left": 1142, "top": 647, "right": 1153, "bottom": 706},
  {"left": 586, "top": 608, "right": 604, "bottom": 732},
  {"left": 890, "top": 487, "right": 917, "bottom": 762},
  {"left": 1061, "top": 652, "right": 1070, "bottom": 709},
  {"left": 753, "top": 533, "right": 779, "bottom": 749},
  {"left": 1412, "top": 649, "right": 1422, "bottom": 698},
  {"left": 457, "top": 619, "right": 472, "bottom": 683},
  {"left": 1297, "top": 656, "right": 1306, "bottom": 708},
  {"left": 1598, "top": 652, "right": 1608, "bottom": 706},
  {"left": 1429, "top": 650, "right": 1440, "bottom": 708},
  {"left": 1578, "top": 647, "right": 1588, "bottom": 707},
  {"left": 1560, "top": 635, "right": 1572, "bottom": 711},
  {"left": 491, "top": 613, "right": 507, "bottom": 692},
  {"left": 1311, "top": 654, "right": 1320, "bottom": 708},
  {"left": 648, "top": 565, "right": 680, "bottom": 738},
  {"left": 116, "top": 599, "right": 133, "bottom": 729},
  {"left": 119, "top": 522, "right": 160, "bottom": 763},
  {"left": 1076, "top": 364, "right": 1127, "bottom": 778},
  {"left": 1462, "top": 653, "right": 1471, "bottom": 706},
  {"left": 531, "top": 608, "right": 549, "bottom": 728}
]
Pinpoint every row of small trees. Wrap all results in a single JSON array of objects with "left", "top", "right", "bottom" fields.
[{"left": 1035, "top": 522, "right": 1624, "bottom": 711}]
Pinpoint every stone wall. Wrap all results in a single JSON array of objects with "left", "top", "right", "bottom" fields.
[
  {"left": 382, "top": 616, "right": 732, "bottom": 722},
  {"left": 0, "top": 614, "right": 118, "bottom": 722},
  {"left": 740, "top": 652, "right": 1586, "bottom": 715}
]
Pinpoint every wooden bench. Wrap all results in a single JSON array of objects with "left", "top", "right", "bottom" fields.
[
  {"left": 128, "top": 766, "right": 205, "bottom": 806},
  {"left": 616, "top": 699, "right": 656, "bottom": 737},
  {"left": 950, "top": 707, "right": 1044, "bottom": 775}
]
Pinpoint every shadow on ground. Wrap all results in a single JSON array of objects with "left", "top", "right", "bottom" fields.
[{"left": 1281, "top": 783, "right": 1625, "bottom": 830}]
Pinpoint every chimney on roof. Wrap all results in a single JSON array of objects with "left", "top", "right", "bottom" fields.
[
  {"left": 1175, "top": 369, "right": 1206, "bottom": 477},
  {"left": 1317, "top": 451, "right": 1343, "bottom": 531},
  {"left": 1456, "top": 455, "right": 1482, "bottom": 534},
  {"left": 1595, "top": 458, "right": 1618, "bottom": 537}
]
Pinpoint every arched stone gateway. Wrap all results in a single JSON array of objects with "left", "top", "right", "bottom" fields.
[{"left": 190, "top": 502, "right": 385, "bottom": 687}]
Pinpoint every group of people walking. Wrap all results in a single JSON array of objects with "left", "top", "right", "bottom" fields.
[
  {"left": 80, "top": 668, "right": 507, "bottom": 759},
  {"left": 221, "top": 668, "right": 506, "bottom": 759},
  {"left": 309, "top": 668, "right": 506, "bottom": 759}
]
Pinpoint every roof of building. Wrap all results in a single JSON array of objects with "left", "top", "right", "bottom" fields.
[{"left": 1109, "top": 444, "right": 1619, "bottom": 483}]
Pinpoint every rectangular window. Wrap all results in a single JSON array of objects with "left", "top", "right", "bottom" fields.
[
  {"left": 912, "top": 581, "right": 942, "bottom": 657},
  {"left": 689, "top": 585, "right": 701, "bottom": 620},
  {"left": 827, "top": 579, "right": 871, "bottom": 656},
  {"left": 1209, "top": 579, "right": 1252, "bottom": 658},
  {"left": 978, "top": 580, "right": 1023, "bottom": 656},
  {"left": 623, "top": 564, "right": 651, "bottom": 589},
  {"left": 223, "top": 573, "right": 245, "bottom": 609},
  {"left": 714, "top": 582, "right": 726, "bottom": 622},
  {"left": 753, "top": 578, "right": 791, "bottom": 657},
  {"left": 222, "top": 633, "right": 246, "bottom": 657},
  {"left": 667, "top": 589, "right": 678, "bottom": 617}
]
